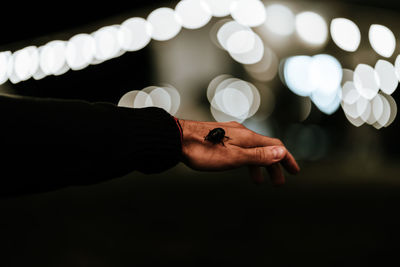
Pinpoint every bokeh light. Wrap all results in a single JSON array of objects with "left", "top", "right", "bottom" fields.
[
  {"left": 207, "top": 75, "right": 261, "bottom": 122},
  {"left": 384, "top": 93, "right": 397, "bottom": 127},
  {"left": 215, "top": 20, "right": 264, "bottom": 64},
  {"left": 229, "top": 32, "right": 264, "bottom": 64},
  {"left": 295, "top": 11, "right": 328, "bottom": 46},
  {"left": 230, "top": 0, "right": 266, "bottom": 27},
  {"left": 118, "top": 85, "right": 181, "bottom": 115},
  {"left": 203, "top": 0, "right": 233, "bottom": 17},
  {"left": 264, "top": 4, "right": 295, "bottom": 36},
  {"left": 93, "top": 25, "right": 122, "bottom": 62},
  {"left": 353, "top": 63, "right": 380, "bottom": 100},
  {"left": 342, "top": 81, "right": 360, "bottom": 105},
  {"left": 341, "top": 88, "right": 397, "bottom": 129},
  {"left": 147, "top": 7, "right": 182, "bottom": 41},
  {"left": 375, "top": 59, "right": 398, "bottom": 95},
  {"left": 369, "top": 24, "right": 396, "bottom": 58},
  {"left": 0, "top": 0, "right": 397, "bottom": 133},
  {"left": 283, "top": 55, "right": 315, "bottom": 97},
  {"left": 175, "top": 0, "right": 212, "bottom": 29},
  {"left": 330, "top": 18, "right": 361, "bottom": 52},
  {"left": 143, "top": 86, "right": 172, "bottom": 113},
  {"left": 13, "top": 46, "right": 39, "bottom": 81},
  {"left": 39, "top": 40, "right": 68, "bottom": 76},
  {"left": 66, "top": 33, "right": 96, "bottom": 71},
  {"left": 0, "top": 51, "right": 11, "bottom": 85},
  {"left": 309, "top": 54, "right": 342, "bottom": 96},
  {"left": 216, "top": 20, "right": 251, "bottom": 50},
  {"left": 118, "top": 17, "right": 152, "bottom": 52},
  {"left": 395, "top": 55, "right": 400, "bottom": 81},
  {"left": 244, "top": 46, "right": 279, "bottom": 82},
  {"left": 283, "top": 54, "right": 342, "bottom": 115}
]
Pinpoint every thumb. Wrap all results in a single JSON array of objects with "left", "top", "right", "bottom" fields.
[{"left": 242, "top": 145, "right": 287, "bottom": 166}]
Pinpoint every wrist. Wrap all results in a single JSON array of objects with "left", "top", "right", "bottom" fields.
[{"left": 179, "top": 119, "right": 204, "bottom": 143}]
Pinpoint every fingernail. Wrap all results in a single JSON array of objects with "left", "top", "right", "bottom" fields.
[{"left": 273, "top": 147, "right": 285, "bottom": 159}]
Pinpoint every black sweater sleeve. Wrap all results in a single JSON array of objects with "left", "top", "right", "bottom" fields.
[{"left": 0, "top": 94, "right": 182, "bottom": 197}]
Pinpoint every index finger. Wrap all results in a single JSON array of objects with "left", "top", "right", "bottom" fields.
[{"left": 238, "top": 131, "right": 300, "bottom": 174}]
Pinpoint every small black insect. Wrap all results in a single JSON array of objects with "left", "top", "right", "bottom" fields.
[{"left": 204, "top": 127, "right": 230, "bottom": 146}]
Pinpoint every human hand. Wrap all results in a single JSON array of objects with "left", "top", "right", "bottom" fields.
[{"left": 178, "top": 119, "right": 300, "bottom": 186}]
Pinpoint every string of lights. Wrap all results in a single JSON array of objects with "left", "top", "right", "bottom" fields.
[{"left": 0, "top": 0, "right": 398, "bottom": 128}]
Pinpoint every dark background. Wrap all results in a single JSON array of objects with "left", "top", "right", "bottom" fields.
[{"left": 1, "top": 1, "right": 400, "bottom": 266}]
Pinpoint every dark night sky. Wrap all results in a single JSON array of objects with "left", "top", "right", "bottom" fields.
[{"left": 1, "top": 0, "right": 400, "bottom": 46}]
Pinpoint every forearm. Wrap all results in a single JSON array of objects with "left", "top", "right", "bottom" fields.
[{"left": 0, "top": 94, "right": 182, "bottom": 197}]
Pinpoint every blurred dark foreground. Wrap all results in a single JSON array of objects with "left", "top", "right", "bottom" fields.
[{"left": 1, "top": 159, "right": 400, "bottom": 267}]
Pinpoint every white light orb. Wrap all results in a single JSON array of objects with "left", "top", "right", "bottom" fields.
[
  {"left": 311, "top": 87, "right": 339, "bottom": 109},
  {"left": 265, "top": 4, "right": 295, "bottom": 36},
  {"left": 224, "top": 80, "right": 254, "bottom": 112},
  {"left": 32, "top": 47, "right": 46, "bottom": 81},
  {"left": 313, "top": 89, "right": 341, "bottom": 115},
  {"left": 118, "top": 17, "right": 152, "bottom": 52},
  {"left": 118, "top": 90, "right": 141, "bottom": 108},
  {"left": 383, "top": 93, "right": 397, "bottom": 127},
  {"left": 283, "top": 55, "right": 316, "bottom": 96},
  {"left": 203, "top": 0, "right": 233, "bottom": 17},
  {"left": 147, "top": 7, "right": 182, "bottom": 41},
  {"left": 245, "top": 46, "right": 279, "bottom": 82},
  {"left": 161, "top": 84, "right": 181, "bottom": 115},
  {"left": 369, "top": 24, "right": 396, "bottom": 58},
  {"left": 216, "top": 20, "right": 251, "bottom": 50},
  {"left": 93, "top": 25, "right": 121, "bottom": 61},
  {"left": 395, "top": 55, "right": 400, "bottom": 81},
  {"left": 13, "top": 46, "right": 39, "bottom": 81},
  {"left": 175, "top": 0, "right": 212, "bottom": 29},
  {"left": 295, "top": 11, "right": 328, "bottom": 46},
  {"left": 230, "top": 0, "right": 266, "bottom": 27},
  {"left": 375, "top": 59, "right": 398, "bottom": 95},
  {"left": 7, "top": 54, "right": 20, "bottom": 84},
  {"left": 245, "top": 82, "right": 261, "bottom": 118},
  {"left": 359, "top": 100, "right": 372, "bottom": 123},
  {"left": 309, "top": 54, "right": 342, "bottom": 96},
  {"left": 226, "top": 30, "right": 256, "bottom": 54},
  {"left": 330, "top": 18, "right": 361, "bottom": 52},
  {"left": 229, "top": 32, "right": 264, "bottom": 64},
  {"left": 222, "top": 87, "right": 250, "bottom": 117},
  {"left": 39, "top": 40, "right": 68, "bottom": 75},
  {"left": 371, "top": 94, "right": 384, "bottom": 122},
  {"left": 372, "top": 94, "right": 391, "bottom": 128},
  {"left": 134, "top": 91, "right": 154, "bottom": 108},
  {"left": 341, "top": 100, "right": 359, "bottom": 119},
  {"left": 341, "top": 81, "right": 360, "bottom": 105},
  {"left": 0, "top": 51, "right": 11, "bottom": 84},
  {"left": 354, "top": 64, "right": 380, "bottom": 100},
  {"left": 66, "top": 33, "right": 96, "bottom": 71},
  {"left": 210, "top": 104, "right": 246, "bottom": 123},
  {"left": 212, "top": 77, "right": 241, "bottom": 112},
  {"left": 143, "top": 86, "right": 172, "bottom": 113},
  {"left": 207, "top": 74, "right": 233, "bottom": 103},
  {"left": 344, "top": 112, "right": 365, "bottom": 127},
  {"left": 356, "top": 96, "right": 371, "bottom": 122}
]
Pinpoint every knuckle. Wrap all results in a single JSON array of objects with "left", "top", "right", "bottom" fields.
[
  {"left": 254, "top": 147, "right": 266, "bottom": 162},
  {"left": 272, "top": 138, "right": 284, "bottom": 146},
  {"left": 229, "top": 121, "right": 243, "bottom": 127}
]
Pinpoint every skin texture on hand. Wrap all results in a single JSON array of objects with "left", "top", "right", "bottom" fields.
[{"left": 178, "top": 119, "right": 300, "bottom": 186}]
